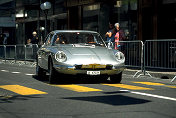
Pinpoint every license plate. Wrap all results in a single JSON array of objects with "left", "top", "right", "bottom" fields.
[{"left": 87, "top": 71, "right": 100, "bottom": 75}]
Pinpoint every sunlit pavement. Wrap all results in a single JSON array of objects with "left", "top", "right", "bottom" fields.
[{"left": 0, "top": 63, "right": 176, "bottom": 118}]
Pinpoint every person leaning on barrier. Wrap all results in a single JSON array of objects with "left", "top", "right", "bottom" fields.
[
  {"left": 114, "top": 23, "right": 126, "bottom": 50},
  {"left": 105, "top": 23, "right": 115, "bottom": 43}
]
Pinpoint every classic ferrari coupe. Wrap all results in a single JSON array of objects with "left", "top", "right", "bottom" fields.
[{"left": 36, "top": 30, "right": 125, "bottom": 83}]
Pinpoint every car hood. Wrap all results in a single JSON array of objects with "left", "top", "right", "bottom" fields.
[
  {"left": 65, "top": 46, "right": 109, "bottom": 55},
  {"left": 59, "top": 45, "right": 118, "bottom": 65}
]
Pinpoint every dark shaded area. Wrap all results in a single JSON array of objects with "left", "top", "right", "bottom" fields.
[
  {"left": 33, "top": 74, "right": 121, "bottom": 85},
  {"left": 0, "top": 95, "right": 43, "bottom": 103},
  {"left": 102, "top": 91, "right": 129, "bottom": 94},
  {"left": 161, "top": 76, "right": 169, "bottom": 79},
  {"left": 63, "top": 95, "right": 150, "bottom": 106}
]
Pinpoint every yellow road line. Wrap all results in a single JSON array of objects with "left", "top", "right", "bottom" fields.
[
  {"left": 133, "top": 82, "right": 165, "bottom": 86},
  {"left": 103, "top": 84, "right": 153, "bottom": 90},
  {"left": 165, "top": 86, "right": 176, "bottom": 88},
  {"left": 133, "top": 82, "right": 176, "bottom": 88},
  {"left": 53, "top": 84, "right": 102, "bottom": 92},
  {"left": 0, "top": 85, "right": 47, "bottom": 95}
]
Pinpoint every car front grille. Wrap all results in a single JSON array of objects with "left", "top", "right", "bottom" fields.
[{"left": 75, "top": 64, "right": 113, "bottom": 70}]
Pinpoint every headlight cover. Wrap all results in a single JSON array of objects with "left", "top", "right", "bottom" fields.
[
  {"left": 115, "top": 52, "right": 125, "bottom": 61},
  {"left": 55, "top": 51, "right": 67, "bottom": 62}
]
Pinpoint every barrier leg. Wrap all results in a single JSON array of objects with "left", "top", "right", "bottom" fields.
[
  {"left": 133, "top": 70, "right": 152, "bottom": 78},
  {"left": 133, "top": 41, "right": 152, "bottom": 78},
  {"left": 171, "top": 76, "right": 176, "bottom": 82},
  {"left": 133, "top": 70, "right": 143, "bottom": 78}
]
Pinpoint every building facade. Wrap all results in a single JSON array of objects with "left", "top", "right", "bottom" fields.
[
  {"left": 14, "top": 0, "right": 176, "bottom": 44},
  {"left": 0, "top": 0, "right": 15, "bottom": 45}
]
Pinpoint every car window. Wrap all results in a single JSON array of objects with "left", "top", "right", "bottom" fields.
[
  {"left": 54, "top": 32, "right": 105, "bottom": 47},
  {"left": 45, "top": 33, "right": 54, "bottom": 46},
  {"left": 53, "top": 34, "right": 68, "bottom": 45}
]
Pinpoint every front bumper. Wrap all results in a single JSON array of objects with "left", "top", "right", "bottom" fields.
[{"left": 53, "top": 63, "right": 125, "bottom": 75}]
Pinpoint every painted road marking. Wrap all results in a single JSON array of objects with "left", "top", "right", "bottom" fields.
[
  {"left": 25, "top": 73, "right": 35, "bottom": 76},
  {"left": 11, "top": 72, "right": 21, "bottom": 74},
  {"left": 1, "top": 70, "right": 9, "bottom": 72},
  {"left": 133, "top": 82, "right": 165, "bottom": 86},
  {"left": 165, "top": 86, "right": 176, "bottom": 88},
  {"left": 133, "top": 82, "right": 176, "bottom": 88},
  {"left": 0, "top": 85, "right": 47, "bottom": 95},
  {"left": 128, "top": 90, "right": 176, "bottom": 101},
  {"left": 53, "top": 84, "right": 102, "bottom": 92},
  {"left": 103, "top": 84, "right": 153, "bottom": 90}
]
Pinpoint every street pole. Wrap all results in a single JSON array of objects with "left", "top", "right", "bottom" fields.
[
  {"left": 40, "top": 2, "right": 51, "bottom": 38},
  {"left": 44, "top": 10, "right": 48, "bottom": 38}
]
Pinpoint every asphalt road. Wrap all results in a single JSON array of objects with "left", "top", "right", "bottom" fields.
[{"left": 0, "top": 63, "right": 176, "bottom": 118}]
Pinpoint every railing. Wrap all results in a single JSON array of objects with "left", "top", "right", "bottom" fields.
[
  {"left": 119, "top": 40, "right": 143, "bottom": 69},
  {"left": 144, "top": 39, "right": 176, "bottom": 82},
  {"left": 0, "top": 44, "right": 39, "bottom": 65},
  {"left": 0, "top": 40, "right": 176, "bottom": 82},
  {"left": 144, "top": 39, "right": 176, "bottom": 70}
]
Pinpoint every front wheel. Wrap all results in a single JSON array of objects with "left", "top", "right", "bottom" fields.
[
  {"left": 48, "top": 60, "right": 57, "bottom": 84},
  {"left": 110, "top": 72, "right": 122, "bottom": 83},
  {"left": 36, "top": 62, "right": 46, "bottom": 80}
]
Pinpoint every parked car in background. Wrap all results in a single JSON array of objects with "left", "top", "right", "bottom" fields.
[{"left": 36, "top": 30, "right": 125, "bottom": 83}]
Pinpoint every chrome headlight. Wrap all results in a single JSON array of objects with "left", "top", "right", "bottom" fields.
[
  {"left": 55, "top": 51, "right": 67, "bottom": 62},
  {"left": 115, "top": 52, "right": 125, "bottom": 61}
]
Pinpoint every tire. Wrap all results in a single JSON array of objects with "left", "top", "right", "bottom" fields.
[
  {"left": 36, "top": 62, "right": 46, "bottom": 80},
  {"left": 48, "top": 60, "right": 57, "bottom": 84},
  {"left": 110, "top": 72, "right": 122, "bottom": 83}
]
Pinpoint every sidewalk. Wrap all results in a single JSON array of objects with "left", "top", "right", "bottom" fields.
[{"left": 124, "top": 68, "right": 176, "bottom": 83}]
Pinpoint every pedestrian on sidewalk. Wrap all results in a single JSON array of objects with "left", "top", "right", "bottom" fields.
[
  {"left": 114, "top": 23, "right": 126, "bottom": 51},
  {"left": 105, "top": 23, "right": 115, "bottom": 43}
]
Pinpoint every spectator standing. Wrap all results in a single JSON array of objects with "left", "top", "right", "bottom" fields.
[
  {"left": 114, "top": 23, "right": 126, "bottom": 50},
  {"left": 27, "top": 31, "right": 39, "bottom": 59},
  {"left": 105, "top": 23, "right": 115, "bottom": 43},
  {"left": 3, "top": 34, "right": 7, "bottom": 45},
  {"left": 28, "top": 31, "right": 39, "bottom": 44},
  {"left": 0, "top": 33, "right": 4, "bottom": 45}
]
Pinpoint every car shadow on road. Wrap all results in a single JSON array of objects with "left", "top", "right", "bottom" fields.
[
  {"left": 62, "top": 94, "right": 151, "bottom": 106},
  {"left": 32, "top": 74, "right": 115, "bottom": 85}
]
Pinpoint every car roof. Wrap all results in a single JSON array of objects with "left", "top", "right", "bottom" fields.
[{"left": 53, "top": 30, "right": 99, "bottom": 34}]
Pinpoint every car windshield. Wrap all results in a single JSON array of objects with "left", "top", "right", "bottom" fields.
[{"left": 53, "top": 32, "right": 105, "bottom": 47}]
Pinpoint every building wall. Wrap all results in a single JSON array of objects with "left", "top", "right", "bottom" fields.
[
  {"left": 0, "top": 0, "right": 15, "bottom": 44},
  {"left": 15, "top": 0, "right": 176, "bottom": 44}
]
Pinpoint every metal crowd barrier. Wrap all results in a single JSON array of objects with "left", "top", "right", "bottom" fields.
[
  {"left": 144, "top": 39, "right": 176, "bottom": 70},
  {"left": 144, "top": 39, "right": 176, "bottom": 82},
  {"left": 117, "top": 41, "right": 152, "bottom": 78},
  {"left": 0, "top": 44, "right": 39, "bottom": 66},
  {"left": 119, "top": 40, "right": 143, "bottom": 68},
  {"left": 106, "top": 40, "right": 144, "bottom": 69}
]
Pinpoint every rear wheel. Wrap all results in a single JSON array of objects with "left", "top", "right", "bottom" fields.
[{"left": 110, "top": 72, "right": 122, "bottom": 83}]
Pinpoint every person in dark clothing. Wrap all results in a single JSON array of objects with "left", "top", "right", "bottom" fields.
[
  {"left": 28, "top": 31, "right": 39, "bottom": 44},
  {"left": 0, "top": 34, "right": 4, "bottom": 45},
  {"left": 105, "top": 23, "right": 115, "bottom": 43}
]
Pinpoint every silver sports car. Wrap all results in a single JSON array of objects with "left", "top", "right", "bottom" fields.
[{"left": 36, "top": 30, "right": 125, "bottom": 83}]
